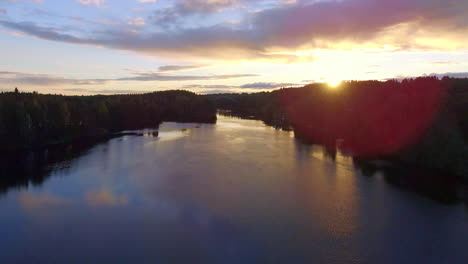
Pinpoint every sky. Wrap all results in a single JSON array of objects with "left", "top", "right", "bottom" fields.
[{"left": 0, "top": 0, "right": 468, "bottom": 95}]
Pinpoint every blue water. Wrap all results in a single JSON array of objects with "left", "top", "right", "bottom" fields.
[{"left": 0, "top": 116, "right": 467, "bottom": 263}]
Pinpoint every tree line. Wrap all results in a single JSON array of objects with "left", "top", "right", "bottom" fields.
[
  {"left": 0, "top": 90, "right": 216, "bottom": 150},
  {"left": 207, "top": 77, "right": 468, "bottom": 178}
]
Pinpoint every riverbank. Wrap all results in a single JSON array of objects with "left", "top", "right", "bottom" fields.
[{"left": 353, "top": 157, "right": 468, "bottom": 205}]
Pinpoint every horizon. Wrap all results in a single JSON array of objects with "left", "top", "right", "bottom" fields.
[
  {"left": 1, "top": 0, "right": 468, "bottom": 95},
  {"left": 3, "top": 75, "right": 463, "bottom": 96}
]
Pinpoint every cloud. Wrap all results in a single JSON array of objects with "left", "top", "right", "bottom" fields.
[
  {"left": 61, "top": 88, "right": 151, "bottom": 94},
  {"left": 156, "top": 64, "right": 207, "bottom": 72},
  {"left": 0, "top": 70, "right": 257, "bottom": 86},
  {"left": 250, "top": 0, "right": 468, "bottom": 50},
  {"left": 182, "top": 84, "right": 238, "bottom": 89},
  {"left": 0, "top": 71, "right": 107, "bottom": 86},
  {"left": 122, "top": 64, "right": 212, "bottom": 79},
  {"left": 240, "top": 82, "right": 299, "bottom": 89},
  {"left": 184, "top": 81, "right": 302, "bottom": 91},
  {"left": 427, "top": 72, "right": 468, "bottom": 79},
  {"left": 77, "top": 0, "right": 105, "bottom": 7},
  {"left": 426, "top": 61, "right": 462, "bottom": 65},
  {"left": 0, "top": 20, "right": 89, "bottom": 44},
  {"left": 0, "top": 9, "right": 6, "bottom": 15},
  {"left": 1, "top": 0, "right": 468, "bottom": 61},
  {"left": 151, "top": 0, "right": 257, "bottom": 24},
  {"left": 128, "top": 17, "right": 145, "bottom": 26},
  {"left": 117, "top": 72, "right": 256, "bottom": 81},
  {"left": 177, "top": 0, "right": 245, "bottom": 13},
  {"left": 0, "top": 19, "right": 309, "bottom": 61}
]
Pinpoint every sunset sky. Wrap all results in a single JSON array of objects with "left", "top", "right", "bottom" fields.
[{"left": 1, "top": 0, "right": 468, "bottom": 95}]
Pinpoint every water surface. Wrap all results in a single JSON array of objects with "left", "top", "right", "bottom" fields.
[{"left": 0, "top": 116, "right": 467, "bottom": 264}]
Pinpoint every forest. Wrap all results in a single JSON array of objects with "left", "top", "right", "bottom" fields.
[
  {"left": 207, "top": 77, "right": 468, "bottom": 179},
  {"left": 0, "top": 90, "right": 216, "bottom": 151}
]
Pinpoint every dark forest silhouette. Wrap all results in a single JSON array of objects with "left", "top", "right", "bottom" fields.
[
  {"left": 0, "top": 90, "right": 216, "bottom": 150},
  {"left": 208, "top": 77, "right": 468, "bottom": 179}
]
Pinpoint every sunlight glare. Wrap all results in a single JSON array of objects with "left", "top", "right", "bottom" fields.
[{"left": 327, "top": 80, "right": 342, "bottom": 88}]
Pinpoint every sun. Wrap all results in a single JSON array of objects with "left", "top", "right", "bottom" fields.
[{"left": 327, "top": 79, "right": 342, "bottom": 88}]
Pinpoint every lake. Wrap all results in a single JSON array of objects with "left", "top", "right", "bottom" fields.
[{"left": 0, "top": 115, "right": 467, "bottom": 264}]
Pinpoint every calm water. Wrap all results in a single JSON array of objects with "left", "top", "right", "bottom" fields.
[{"left": 0, "top": 115, "right": 467, "bottom": 264}]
